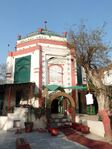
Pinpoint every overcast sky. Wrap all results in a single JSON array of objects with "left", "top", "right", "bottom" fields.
[{"left": 0, "top": 0, "right": 112, "bottom": 63}]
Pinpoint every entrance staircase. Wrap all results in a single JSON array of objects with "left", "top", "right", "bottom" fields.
[
  {"left": 48, "top": 114, "right": 72, "bottom": 128},
  {"left": 0, "top": 107, "right": 27, "bottom": 131},
  {"left": 0, "top": 107, "right": 47, "bottom": 131}
]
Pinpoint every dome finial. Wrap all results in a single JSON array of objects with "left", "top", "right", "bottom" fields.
[{"left": 44, "top": 21, "right": 47, "bottom": 30}]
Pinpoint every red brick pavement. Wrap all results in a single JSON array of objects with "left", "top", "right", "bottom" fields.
[{"left": 60, "top": 128, "right": 112, "bottom": 149}]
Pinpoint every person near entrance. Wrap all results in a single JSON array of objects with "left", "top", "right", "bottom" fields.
[{"left": 64, "top": 107, "right": 72, "bottom": 121}]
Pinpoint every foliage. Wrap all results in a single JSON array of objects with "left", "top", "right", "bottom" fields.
[
  {"left": 68, "top": 22, "right": 112, "bottom": 110},
  {"left": 68, "top": 23, "right": 112, "bottom": 70},
  {"left": 33, "top": 107, "right": 46, "bottom": 119},
  {"left": 23, "top": 104, "right": 46, "bottom": 121},
  {"left": 0, "top": 64, "right": 6, "bottom": 84}
]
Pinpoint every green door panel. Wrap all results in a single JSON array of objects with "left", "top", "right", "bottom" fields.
[{"left": 14, "top": 55, "right": 31, "bottom": 83}]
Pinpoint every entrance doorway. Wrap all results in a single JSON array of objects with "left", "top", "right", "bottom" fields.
[
  {"left": 49, "top": 92, "right": 75, "bottom": 122},
  {"left": 16, "top": 90, "right": 23, "bottom": 107},
  {"left": 51, "top": 99, "right": 59, "bottom": 114}
]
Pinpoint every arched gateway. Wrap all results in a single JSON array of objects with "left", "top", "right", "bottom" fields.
[{"left": 47, "top": 91, "right": 76, "bottom": 123}]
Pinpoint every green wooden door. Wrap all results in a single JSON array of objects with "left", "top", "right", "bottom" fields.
[{"left": 14, "top": 55, "right": 31, "bottom": 83}]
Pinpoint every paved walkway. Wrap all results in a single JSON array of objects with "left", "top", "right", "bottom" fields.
[
  {"left": 61, "top": 128, "right": 112, "bottom": 149},
  {"left": 0, "top": 130, "right": 88, "bottom": 149}
]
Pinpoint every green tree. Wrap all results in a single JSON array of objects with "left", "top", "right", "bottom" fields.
[{"left": 68, "top": 23, "right": 112, "bottom": 140}]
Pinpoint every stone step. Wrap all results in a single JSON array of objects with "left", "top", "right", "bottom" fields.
[
  {"left": 49, "top": 118, "right": 71, "bottom": 123},
  {"left": 49, "top": 117, "right": 72, "bottom": 128}
]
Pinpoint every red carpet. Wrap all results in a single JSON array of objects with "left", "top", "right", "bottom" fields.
[{"left": 60, "top": 128, "right": 112, "bottom": 149}]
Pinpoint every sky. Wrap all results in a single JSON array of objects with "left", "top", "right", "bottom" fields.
[{"left": 0, "top": 0, "right": 112, "bottom": 64}]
